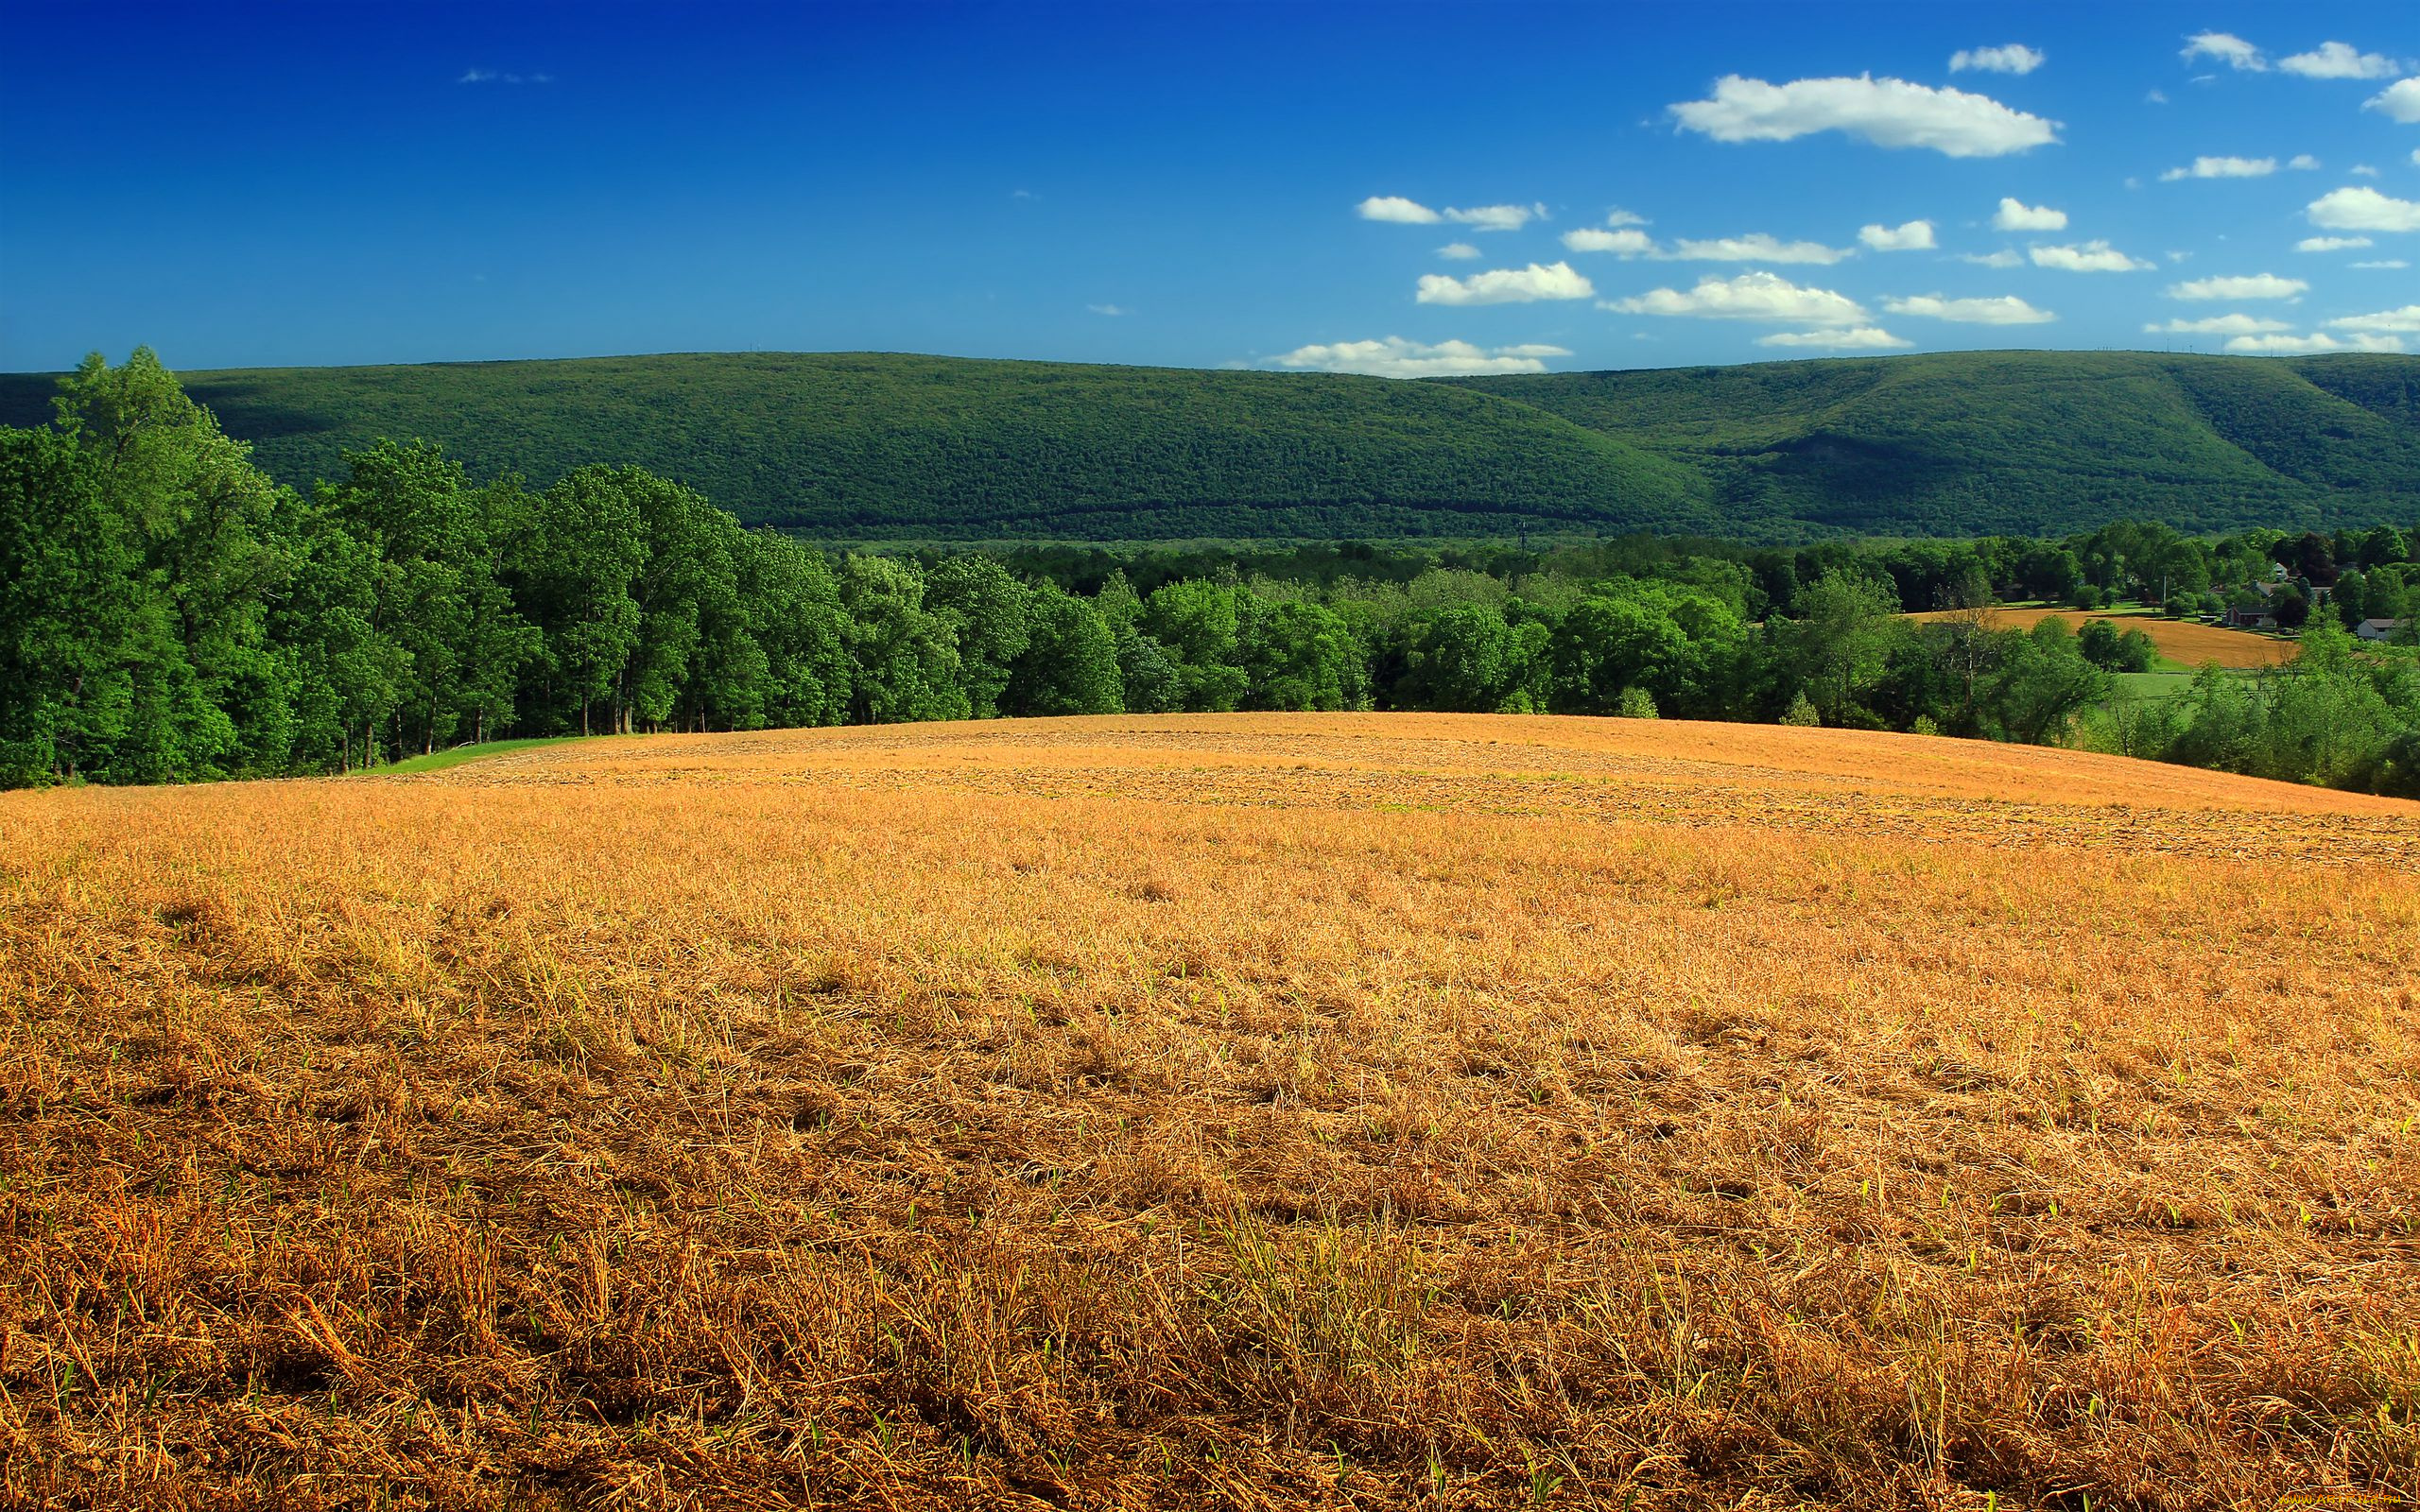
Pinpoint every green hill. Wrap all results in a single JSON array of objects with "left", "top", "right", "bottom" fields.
[
  {"left": 1, "top": 349, "right": 2413, "bottom": 541},
  {"left": 1448, "top": 351, "right": 2420, "bottom": 537},
  {"left": 0, "top": 352, "right": 1712, "bottom": 541}
]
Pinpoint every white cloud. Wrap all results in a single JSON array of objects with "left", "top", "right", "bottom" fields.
[
  {"left": 2031, "top": 241, "right": 2156, "bottom": 272},
  {"left": 2328, "top": 304, "right": 2420, "bottom": 333},
  {"left": 1606, "top": 269, "right": 1871, "bottom": 325},
  {"left": 2308, "top": 185, "right": 2420, "bottom": 232},
  {"left": 2143, "top": 314, "right": 2293, "bottom": 335},
  {"left": 2167, "top": 273, "right": 2309, "bottom": 300},
  {"left": 1415, "top": 261, "right": 1594, "bottom": 305},
  {"left": 1086, "top": 303, "right": 1129, "bottom": 317},
  {"left": 2353, "top": 259, "right": 2411, "bottom": 269},
  {"left": 1668, "top": 74, "right": 2059, "bottom": 157},
  {"left": 1603, "top": 209, "right": 1650, "bottom": 227},
  {"left": 2290, "top": 154, "right": 2322, "bottom": 169},
  {"left": 1361, "top": 198, "right": 1549, "bottom": 232},
  {"left": 1994, "top": 197, "right": 2066, "bottom": 230},
  {"left": 2224, "top": 332, "right": 2407, "bottom": 354},
  {"left": 2298, "top": 235, "right": 2375, "bottom": 251},
  {"left": 1858, "top": 219, "right": 1937, "bottom": 250},
  {"left": 458, "top": 68, "right": 551, "bottom": 85},
  {"left": 2367, "top": 77, "right": 2420, "bottom": 122},
  {"left": 1357, "top": 196, "right": 1442, "bottom": 224},
  {"left": 1436, "top": 242, "right": 1481, "bottom": 261},
  {"left": 1950, "top": 44, "right": 2046, "bottom": 76},
  {"left": 1562, "top": 227, "right": 1655, "bottom": 256},
  {"left": 1959, "top": 249, "right": 2024, "bottom": 268},
  {"left": 1757, "top": 327, "right": 1911, "bottom": 350},
  {"left": 1885, "top": 293, "right": 2056, "bottom": 324},
  {"left": 1270, "top": 336, "right": 1573, "bottom": 378},
  {"left": 1668, "top": 232, "right": 1855, "bottom": 264},
  {"left": 2159, "top": 156, "right": 2276, "bottom": 180},
  {"left": 2183, "top": 33, "right": 2266, "bottom": 72},
  {"left": 2353, "top": 164, "right": 2382, "bottom": 178},
  {"left": 2147, "top": 88, "right": 2170, "bottom": 104},
  {"left": 1446, "top": 203, "right": 1547, "bottom": 232},
  {"left": 2279, "top": 42, "right": 2400, "bottom": 80}
]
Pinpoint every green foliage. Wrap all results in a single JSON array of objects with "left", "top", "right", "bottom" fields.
[
  {"left": 7, "top": 349, "right": 2417, "bottom": 543},
  {"left": 8, "top": 351, "right": 2418, "bottom": 802}
]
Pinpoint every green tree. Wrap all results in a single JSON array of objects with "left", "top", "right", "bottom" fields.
[
  {"left": 1782, "top": 571, "right": 1902, "bottom": 726},
  {"left": 1004, "top": 584, "right": 1122, "bottom": 716}
]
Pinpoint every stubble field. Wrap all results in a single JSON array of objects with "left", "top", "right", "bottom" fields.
[
  {"left": 1903, "top": 608, "right": 2299, "bottom": 670},
  {"left": 2, "top": 714, "right": 2415, "bottom": 1511}
]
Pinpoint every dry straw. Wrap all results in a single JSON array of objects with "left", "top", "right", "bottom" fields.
[{"left": 2, "top": 713, "right": 2414, "bottom": 1509}]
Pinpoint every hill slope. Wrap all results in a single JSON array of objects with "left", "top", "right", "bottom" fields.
[
  {"left": 3, "top": 349, "right": 2414, "bottom": 540},
  {"left": 0, "top": 352, "right": 1713, "bottom": 541},
  {"left": 1450, "top": 350, "right": 2420, "bottom": 537}
]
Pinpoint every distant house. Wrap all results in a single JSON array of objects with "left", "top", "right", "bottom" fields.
[
  {"left": 2354, "top": 618, "right": 2411, "bottom": 643},
  {"left": 2223, "top": 607, "right": 2273, "bottom": 630}
]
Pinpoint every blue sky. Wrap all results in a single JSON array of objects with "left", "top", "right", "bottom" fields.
[{"left": 3, "top": 2, "right": 2415, "bottom": 376}]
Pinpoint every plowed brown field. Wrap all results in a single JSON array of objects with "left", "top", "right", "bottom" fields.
[{"left": 4, "top": 715, "right": 2414, "bottom": 1511}]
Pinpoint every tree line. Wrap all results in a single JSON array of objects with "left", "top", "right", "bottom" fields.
[{"left": 5, "top": 352, "right": 2416, "bottom": 796}]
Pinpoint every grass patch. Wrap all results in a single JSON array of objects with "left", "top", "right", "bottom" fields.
[{"left": 376, "top": 736, "right": 596, "bottom": 774}]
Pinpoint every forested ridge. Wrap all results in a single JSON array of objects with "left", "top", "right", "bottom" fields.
[
  {"left": 7, "top": 352, "right": 2419, "bottom": 797},
  {"left": 1, "top": 348, "right": 2414, "bottom": 542}
]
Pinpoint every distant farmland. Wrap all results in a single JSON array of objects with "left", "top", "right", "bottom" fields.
[
  {"left": 4, "top": 715, "right": 2415, "bottom": 1509},
  {"left": 1907, "top": 605, "right": 2301, "bottom": 669}
]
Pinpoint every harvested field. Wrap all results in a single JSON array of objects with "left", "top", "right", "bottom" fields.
[
  {"left": 1905, "top": 607, "right": 2300, "bottom": 669},
  {"left": 4, "top": 714, "right": 2416, "bottom": 1511}
]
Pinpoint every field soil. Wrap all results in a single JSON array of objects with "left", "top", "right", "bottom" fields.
[
  {"left": 4, "top": 714, "right": 2415, "bottom": 1510},
  {"left": 1905, "top": 607, "right": 2300, "bottom": 669}
]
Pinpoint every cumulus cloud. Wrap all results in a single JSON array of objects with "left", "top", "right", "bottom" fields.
[
  {"left": 1884, "top": 293, "right": 2056, "bottom": 324},
  {"left": 1357, "top": 196, "right": 1442, "bottom": 224},
  {"left": 1859, "top": 220, "right": 1937, "bottom": 251},
  {"left": 1562, "top": 228, "right": 1656, "bottom": 255},
  {"left": 1668, "top": 233, "right": 1855, "bottom": 264},
  {"left": 2182, "top": 33, "right": 2266, "bottom": 72},
  {"left": 2144, "top": 314, "right": 2293, "bottom": 335},
  {"left": 2298, "top": 235, "right": 2375, "bottom": 251},
  {"left": 2307, "top": 185, "right": 2420, "bottom": 232},
  {"left": 1415, "top": 262, "right": 1594, "bottom": 305},
  {"left": 1446, "top": 203, "right": 1547, "bottom": 232},
  {"left": 2329, "top": 304, "right": 2420, "bottom": 333},
  {"left": 2367, "top": 77, "right": 2420, "bottom": 122},
  {"left": 1757, "top": 327, "right": 1912, "bottom": 350},
  {"left": 1360, "top": 198, "right": 1548, "bottom": 232},
  {"left": 1959, "top": 249, "right": 2024, "bottom": 268},
  {"left": 2167, "top": 273, "right": 2309, "bottom": 300},
  {"left": 1270, "top": 336, "right": 1573, "bottom": 378},
  {"left": 2224, "top": 332, "right": 2406, "bottom": 354},
  {"left": 1436, "top": 242, "right": 1481, "bottom": 260},
  {"left": 2290, "top": 154, "right": 2322, "bottom": 169},
  {"left": 2279, "top": 42, "right": 2400, "bottom": 79},
  {"left": 1668, "top": 74, "right": 2059, "bottom": 157},
  {"left": 2353, "top": 164, "right": 2382, "bottom": 177},
  {"left": 2159, "top": 156, "right": 2276, "bottom": 180},
  {"left": 2031, "top": 241, "right": 2156, "bottom": 272},
  {"left": 1994, "top": 197, "right": 2067, "bottom": 230},
  {"left": 1606, "top": 269, "right": 1871, "bottom": 326},
  {"left": 1950, "top": 44, "right": 2046, "bottom": 76},
  {"left": 1603, "top": 209, "right": 1650, "bottom": 227}
]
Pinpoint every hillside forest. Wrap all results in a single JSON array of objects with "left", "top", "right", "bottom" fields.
[{"left": 6, "top": 352, "right": 2418, "bottom": 796}]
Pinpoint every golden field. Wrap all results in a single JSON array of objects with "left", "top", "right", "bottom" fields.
[
  {"left": 3, "top": 714, "right": 2416, "bottom": 1511},
  {"left": 1903, "top": 608, "right": 2300, "bottom": 670}
]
